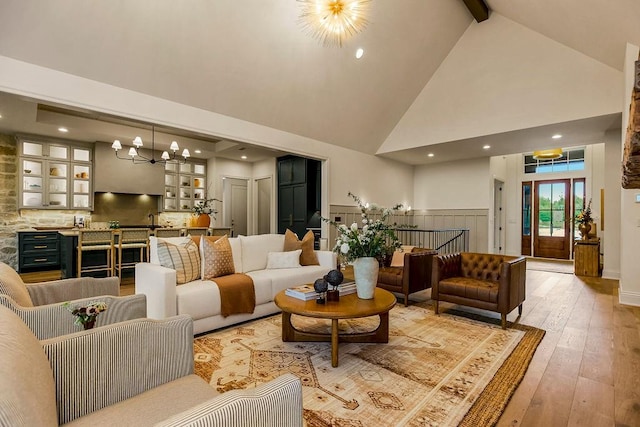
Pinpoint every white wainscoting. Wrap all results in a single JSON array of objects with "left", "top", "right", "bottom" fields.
[{"left": 327, "top": 206, "right": 489, "bottom": 253}]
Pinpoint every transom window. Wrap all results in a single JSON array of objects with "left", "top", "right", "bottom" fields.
[{"left": 524, "top": 148, "right": 585, "bottom": 174}]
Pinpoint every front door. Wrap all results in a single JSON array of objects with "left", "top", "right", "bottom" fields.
[{"left": 533, "top": 179, "right": 571, "bottom": 259}]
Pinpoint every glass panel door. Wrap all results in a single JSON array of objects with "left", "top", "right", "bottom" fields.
[{"left": 534, "top": 179, "right": 571, "bottom": 259}]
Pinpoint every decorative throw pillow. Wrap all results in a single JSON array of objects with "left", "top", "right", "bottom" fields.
[
  {"left": 156, "top": 239, "right": 201, "bottom": 284},
  {"left": 202, "top": 235, "right": 235, "bottom": 279},
  {"left": 390, "top": 245, "right": 416, "bottom": 267},
  {"left": 266, "top": 250, "right": 302, "bottom": 269},
  {"left": 283, "top": 229, "right": 319, "bottom": 266}
]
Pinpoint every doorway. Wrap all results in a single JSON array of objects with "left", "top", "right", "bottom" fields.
[
  {"left": 255, "top": 177, "right": 272, "bottom": 234},
  {"left": 533, "top": 179, "right": 571, "bottom": 259},
  {"left": 223, "top": 177, "right": 248, "bottom": 236}
]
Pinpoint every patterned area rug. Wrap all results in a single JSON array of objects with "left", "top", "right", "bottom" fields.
[{"left": 194, "top": 303, "right": 544, "bottom": 426}]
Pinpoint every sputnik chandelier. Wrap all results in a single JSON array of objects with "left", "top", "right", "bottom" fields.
[
  {"left": 297, "top": 0, "right": 371, "bottom": 47},
  {"left": 111, "top": 126, "right": 190, "bottom": 165}
]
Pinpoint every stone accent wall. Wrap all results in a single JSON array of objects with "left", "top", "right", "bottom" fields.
[{"left": 0, "top": 133, "right": 91, "bottom": 269}]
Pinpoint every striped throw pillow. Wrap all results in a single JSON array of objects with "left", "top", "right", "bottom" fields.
[{"left": 157, "top": 239, "right": 201, "bottom": 284}]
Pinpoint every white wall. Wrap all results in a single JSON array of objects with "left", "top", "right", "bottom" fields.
[
  {"left": 380, "top": 13, "right": 623, "bottom": 153},
  {"left": 619, "top": 43, "right": 640, "bottom": 306},
  {"left": 413, "top": 157, "right": 490, "bottom": 209},
  {"left": 603, "top": 129, "right": 622, "bottom": 279},
  {"left": 0, "top": 55, "right": 415, "bottom": 239}
]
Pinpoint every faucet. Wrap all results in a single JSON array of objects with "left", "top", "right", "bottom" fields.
[{"left": 148, "top": 213, "right": 156, "bottom": 230}]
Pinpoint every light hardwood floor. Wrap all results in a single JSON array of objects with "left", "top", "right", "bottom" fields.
[{"left": 19, "top": 265, "right": 640, "bottom": 426}]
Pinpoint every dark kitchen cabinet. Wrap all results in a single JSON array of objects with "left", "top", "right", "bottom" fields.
[
  {"left": 277, "top": 156, "right": 321, "bottom": 238},
  {"left": 18, "top": 231, "right": 60, "bottom": 272}
]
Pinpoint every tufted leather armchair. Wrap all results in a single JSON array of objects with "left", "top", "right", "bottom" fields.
[
  {"left": 431, "top": 252, "right": 526, "bottom": 329},
  {"left": 377, "top": 248, "right": 437, "bottom": 306}
]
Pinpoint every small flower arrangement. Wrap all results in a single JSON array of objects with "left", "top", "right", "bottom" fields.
[
  {"left": 575, "top": 199, "right": 592, "bottom": 226},
  {"left": 63, "top": 301, "right": 107, "bottom": 328},
  {"left": 323, "top": 192, "right": 409, "bottom": 263},
  {"left": 192, "top": 198, "right": 221, "bottom": 217}
]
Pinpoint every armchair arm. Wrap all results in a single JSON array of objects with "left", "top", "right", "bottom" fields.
[
  {"left": 135, "top": 262, "right": 178, "bottom": 319},
  {"left": 315, "top": 250, "right": 337, "bottom": 269},
  {"left": 26, "top": 276, "right": 120, "bottom": 306},
  {"left": 42, "top": 315, "right": 194, "bottom": 425},
  {"left": 157, "top": 374, "right": 303, "bottom": 427},
  {"left": 403, "top": 250, "right": 437, "bottom": 293},
  {"left": 498, "top": 256, "right": 527, "bottom": 312},
  {"left": 431, "top": 253, "right": 462, "bottom": 296},
  {"left": 0, "top": 293, "right": 147, "bottom": 340}
]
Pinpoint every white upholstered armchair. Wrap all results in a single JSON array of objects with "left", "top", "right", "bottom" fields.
[{"left": 0, "top": 261, "right": 146, "bottom": 339}]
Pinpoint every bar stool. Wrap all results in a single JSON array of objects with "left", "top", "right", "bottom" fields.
[
  {"left": 116, "top": 228, "right": 150, "bottom": 278},
  {"left": 77, "top": 230, "right": 115, "bottom": 278},
  {"left": 154, "top": 228, "right": 182, "bottom": 238},
  {"left": 185, "top": 227, "right": 209, "bottom": 236}
]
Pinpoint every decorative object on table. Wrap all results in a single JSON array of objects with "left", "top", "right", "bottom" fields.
[
  {"left": 191, "top": 197, "right": 221, "bottom": 227},
  {"left": 63, "top": 301, "right": 107, "bottom": 330},
  {"left": 324, "top": 269, "right": 344, "bottom": 302},
  {"left": 313, "top": 278, "right": 329, "bottom": 304},
  {"left": 575, "top": 198, "right": 593, "bottom": 240},
  {"left": 323, "top": 192, "right": 410, "bottom": 299}
]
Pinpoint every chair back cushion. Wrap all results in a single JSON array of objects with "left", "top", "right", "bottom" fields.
[
  {"left": 0, "top": 262, "right": 33, "bottom": 307},
  {"left": 460, "top": 253, "right": 505, "bottom": 281},
  {"left": 0, "top": 305, "right": 57, "bottom": 425}
]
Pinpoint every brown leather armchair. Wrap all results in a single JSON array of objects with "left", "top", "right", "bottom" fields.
[
  {"left": 377, "top": 248, "right": 437, "bottom": 306},
  {"left": 431, "top": 252, "right": 526, "bottom": 329}
]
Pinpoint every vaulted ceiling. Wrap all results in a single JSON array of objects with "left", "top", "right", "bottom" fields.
[{"left": 0, "top": 0, "right": 638, "bottom": 164}]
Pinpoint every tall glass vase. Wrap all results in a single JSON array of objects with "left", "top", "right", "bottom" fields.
[{"left": 353, "top": 257, "right": 379, "bottom": 299}]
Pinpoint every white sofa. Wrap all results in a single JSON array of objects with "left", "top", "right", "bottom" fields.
[{"left": 136, "top": 234, "right": 336, "bottom": 334}]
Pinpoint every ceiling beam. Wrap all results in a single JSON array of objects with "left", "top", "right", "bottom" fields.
[{"left": 462, "top": 0, "right": 490, "bottom": 23}]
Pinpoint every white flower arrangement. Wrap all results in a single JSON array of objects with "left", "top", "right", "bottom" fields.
[
  {"left": 192, "top": 198, "right": 221, "bottom": 216},
  {"left": 324, "top": 192, "right": 409, "bottom": 263}
]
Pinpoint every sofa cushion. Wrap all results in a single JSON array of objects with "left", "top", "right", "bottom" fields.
[
  {"left": 0, "top": 262, "right": 33, "bottom": 307},
  {"left": 202, "top": 235, "right": 235, "bottom": 279},
  {"left": 266, "top": 250, "right": 302, "bottom": 269},
  {"left": 176, "top": 275, "right": 272, "bottom": 321},
  {"left": 248, "top": 265, "right": 330, "bottom": 297},
  {"left": 438, "top": 276, "right": 499, "bottom": 303},
  {"left": 460, "top": 253, "right": 505, "bottom": 281},
  {"left": 157, "top": 239, "right": 201, "bottom": 284},
  {"left": 0, "top": 305, "right": 58, "bottom": 425},
  {"left": 283, "top": 229, "right": 319, "bottom": 266},
  {"left": 239, "top": 234, "right": 285, "bottom": 272},
  {"left": 63, "top": 375, "right": 217, "bottom": 427},
  {"left": 228, "top": 237, "right": 243, "bottom": 273}
]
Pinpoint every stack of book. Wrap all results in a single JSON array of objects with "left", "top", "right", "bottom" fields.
[{"left": 285, "top": 282, "right": 357, "bottom": 301}]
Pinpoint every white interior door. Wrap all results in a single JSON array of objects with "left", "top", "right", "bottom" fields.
[{"left": 223, "top": 178, "right": 248, "bottom": 236}]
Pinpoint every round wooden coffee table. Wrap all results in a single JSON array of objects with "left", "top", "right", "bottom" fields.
[{"left": 274, "top": 288, "right": 396, "bottom": 367}]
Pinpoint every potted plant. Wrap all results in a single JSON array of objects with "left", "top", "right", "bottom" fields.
[
  {"left": 323, "top": 192, "right": 409, "bottom": 299},
  {"left": 575, "top": 198, "right": 593, "bottom": 240},
  {"left": 63, "top": 301, "right": 108, "bottom": 330},
  {"left": 191, "top": 198, "right": 221, "bottom": 227}
]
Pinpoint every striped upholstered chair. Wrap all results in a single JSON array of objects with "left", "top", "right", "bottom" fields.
[
  {"left": 0, "top": 261, "right": 146, "bottom": 339},
  {"left": 0, "top": 305, "right": 304, "bottom": 426}
]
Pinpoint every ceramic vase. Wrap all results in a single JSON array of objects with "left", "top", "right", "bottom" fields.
[
  {"left": 353, "top": 257, "right": 379, "bottom": 299},
  {"left": 83, "top": 318, "right": 96, "bottom": 330},
  {"left": 196, "top": 214, "right": 211, "bottom": 227}
]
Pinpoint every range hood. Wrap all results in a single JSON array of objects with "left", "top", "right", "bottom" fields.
[{"left": 94, "top": 142, "right": 164, "bottom": 195}]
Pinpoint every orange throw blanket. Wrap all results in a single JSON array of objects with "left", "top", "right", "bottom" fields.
[{"left": 214, "top": 273, "right": 256, "bottom": 317}]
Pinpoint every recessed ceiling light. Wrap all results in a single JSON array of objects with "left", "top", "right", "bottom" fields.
[
  {"left": 194, "top": 149, "right": 202, "bottom": 154},
  {"left": 552, "top": 134, "right": 562, "bottom": 139},
  {"left": 427, "top": 153, "right": 434, "bottom": 158},
  {"left": 58, "top": 127, "right": 68, "bottom": 133},
  {"left": 241, "top": 155, "right": 247, "bottom": 160},
  {"left": 0, "top": 114, "right": 3, "bottom": 119},
  {"left": 483, "top": 145, "right": 491, "bottom": 150},
  {"left": 355, "top": 48, "right": 364, "bottom": 59}
]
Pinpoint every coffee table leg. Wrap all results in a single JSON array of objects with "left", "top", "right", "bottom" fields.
[
  {"left": 281, "top": 311, "right": 294, "bottom": 342},
  {"left": 331, "top": 319, "right": 339, "bottom": 367}
]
